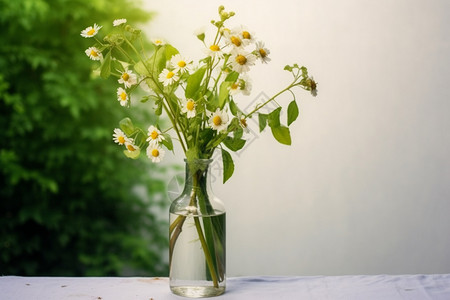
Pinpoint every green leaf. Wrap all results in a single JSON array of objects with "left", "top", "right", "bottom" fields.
[
  {"left": 258, "top": 113, "right": 268, "bottom": 132},
  {"left": 218, "top": 81, "right": 233, "bottom": 109},
  {"left": 100, "top": 50, "right": 111, "bottom": 78},
  {"left": 284, "top": 65, "right": 293, "bottom": 72},
  {"left": 161, "top": 133, "right": 173, "bottom": 151},
  {"left": 271, "top": 125, "right": 292, "bottom": 145},
  {"left": 119, "top": 117, "right": 135, "bottom": 136},
  {"left": 234, "top": 127, "right": 244, "bottom": 139},
  {"left": 134, "top": 59, "right": 150, "bottom": 76},
  {"left": 185, "top": 66, "right": 206, "bottom": 99},
  {"left": 223, "top": 136, "right": 246, "bottom": 152},
  {"left": 224, "top": 71, "right": 239, "bottom": 82},
  {"left": 221, "top": 148, "right": 234, "bottom": 183},
  {"left": 229, "top": 99, "right": 238, "bottom": 116},
  {"left": 154, "top": 98, "right": 163, "bottom": 115},
  {"left": 268, "top": 107, "right": 282, "bottom": 128},
  {"left": 164, "top": 44, "right": 179, "bottom": 61},
  {"left": 287, "top": 100, "right": 299, "bottom": 126}
]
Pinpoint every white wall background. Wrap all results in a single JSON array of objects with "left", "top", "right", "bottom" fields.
[{"left": 142, "top": 0, "right": 450, "bottom": 276}]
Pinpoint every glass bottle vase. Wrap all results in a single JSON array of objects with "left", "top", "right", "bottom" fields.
[{"left": 169, "top": 159, "right": 226, "bottom": 298}]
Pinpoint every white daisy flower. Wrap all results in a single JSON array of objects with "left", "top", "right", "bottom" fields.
[
  {"left": 112, "top": 128, "right": 128, "bottom": 145},
  {"left": 224, "top": 29, "right": 245, "bottom": 49},
  {"left": 238, "top": 26, "right": 256, "bottom": 45},
  {"left": 170, "top": 54, "right": 192, "bottom": 74},
  {"left": 230, "top": 49, "right": 256, "bottom": 73},
  {"left": 113, "top": 19, "right": 127, "bottom": 26},
  {"left": 85, "top": 47, "right": 103, "bottom": 61},
  {"left": 146, "top": 144, "right": 165, "bottom": 163},
  {"left": 151, "top": 38, "right": 166, "bottom": 46},
  {"left": 116, "top": 87, "right": 128, "bottom": 106},
  {"left": 204, "top": 43, "right": 224, "bottom": 59},
  {"left": 146, "top": 125, "right": 165, "bottom": 145},
  {"left": 255, "top": 41, "right": 271, "bottom": 64},
  {"left": 80, "top": 24, "right": 102, "bottom": 38},
  {"left": 158, "top": 68, "right": 179, "bottom": 86},
  {"left": 124, "top": 141, "right": 140, "bottom": 156},
  {"left": 208, "top": 108, "right": 229, "bottom": 132},
  {"left": 118, "top": 69, "right": 137, "bottom": 88},
  {"left": 237, "top": 112, "right": 250, "bottom": 133},
  {"left": 181, "top": 98, "right": 196, "bottom": 118}
]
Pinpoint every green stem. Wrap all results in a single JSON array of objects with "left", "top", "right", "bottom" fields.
[
  {"left": 244, "top": 82, "right": 296, "bottom": 118},
  {"left": 194, "top": 216, "right": 219, "bottom": 288}
]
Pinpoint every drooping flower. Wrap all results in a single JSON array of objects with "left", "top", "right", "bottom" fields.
[
  {"left": 229, "top": 74, "right": 252, "bottom": 96},
  {"left": 85, "top": 47, "right": 103, "bottom": 61},
  {"left": 116, "top": 87, "right": 128, "bottom": 106},
  {"left": 208, "top": 108, "right": 229, "bottom": 132},
  {"left": 158, "top": 68, "right": 179, "bottom": 86},
  {"left": 151, "top": 38, "right": 166, "bottom": 46},
  {"left": 255, "top": 41, "right": 271, "bottom": 64},
  {"left": 124, "top": 140, "right": 140, "bottom": 156},
  {"left": 170, "top": 54, "right": 192, "bottom": 74},
  {"left": 306, "top": 77, "right": 318, "bottom": 97},
  {"left": 194, "top": 26, "right": 206, "bottom": 42},
  {"left": 146, "top": 125, "right": 165, "bottom": 145},
  {"left": 237, "top": 112, "right": 250, "bottom": 133},
  {"left": 113, "top": 19, "right": 127, "bottom": 26},
  {"left": 181, "top": 98, "right": 196, "bottom": 118},
  {"left": 204, "top": 43, "right": 224, "bottom": 59},
  {"left": 118, "top": 69, "right": 137, "bottom": 88},
  {"left": 230, "top": 50, "right": 256, "bottom": 73},
  {"left": 112, "top": 128, "right": 128, "bottom": 145},
  {"left": 80, "top": 24, "right": 102, "bottom": 38},
  {"left": 146, "top": 144, "right": 165, "bottom": 163}
]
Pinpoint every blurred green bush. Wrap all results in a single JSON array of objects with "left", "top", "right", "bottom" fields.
[{"left": 0, "top": 0, "right": 170, "bottom": 276}]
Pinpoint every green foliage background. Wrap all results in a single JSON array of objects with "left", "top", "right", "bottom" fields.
[{"left": 0, "top": 0, "right": 170, "bottom": 276}]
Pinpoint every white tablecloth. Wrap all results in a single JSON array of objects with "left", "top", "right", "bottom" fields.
[{"left": 1, "top": 274, "right": 450, "bottom": 299}]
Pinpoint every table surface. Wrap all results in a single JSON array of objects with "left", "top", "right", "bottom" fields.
[{"left": 1, "top": 274, "right": 450, "bottom": 299}]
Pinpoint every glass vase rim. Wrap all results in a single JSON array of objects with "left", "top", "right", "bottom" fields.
[{"left": 183, "top": 158, "right": 214, "bottom": 164}]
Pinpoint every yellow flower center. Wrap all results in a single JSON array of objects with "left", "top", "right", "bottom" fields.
[
  {"left": 122, "top": 73, "right": 129, "bottom": 81},
  {"left": 259, "top": 48, "right": 267, "bottom": 58},
  {"left": 235, "top": 55, "right": 247, "bottom": 65},
  {"left": 90, "top": 50, "right": 98, "bottom": 57},
  {"left": 177, "top": 61, "right": 186, "bottom": 68},
  {"left": 151, "top": 149, "right": 159, "bottom": 157},
  {"left": 209, "top": 44, "right": 220, "bottom": 52},
  {"left": 154, "top": 39, "right": 162, "bottom": 45},
  {"left": 118, "top": 136, "right": 125, "bottom": 144},
  {"left": 212, "top": 115, "right": 222, "bottom": 126},
  {"left": 242, "top": 31, "right": 251, "bottom": 39},
  {"left": 231, "top": 36, "right": 242, "bottom": 47},
  {"left": 87, "top": 28, "right": 96, "bottom": 36},
  {"left": 231, "top": 83, "right": 239, "bottom": 90},
  {"left": 150, "top": 130, "right": 159, "bottom": 140},
  {"left": 120, "top": 92, "right": 127, "bottom": 101},
  {"left": 127, "top": 144, "right": 136, "bottom": 151},
  {"left": 186, "top": 100, "right": 195, "bottom": 111},
  {"left": 166, "top": 71, "right": 175, "bottom": 79}
]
